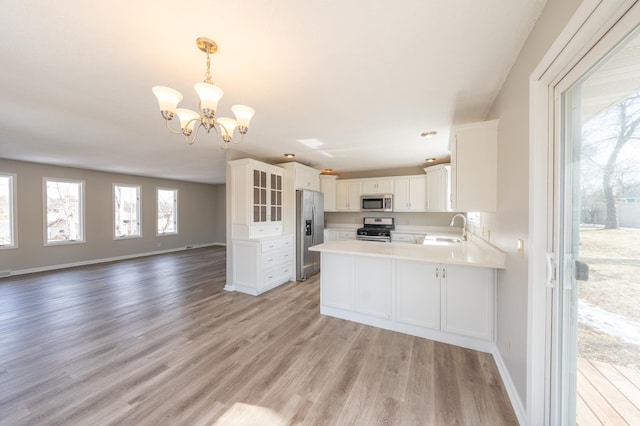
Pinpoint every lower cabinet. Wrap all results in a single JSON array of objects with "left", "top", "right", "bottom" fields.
[
  {"left": 395, "top": 260, "right": 440, "bottom": 330},
  {"left": 441, "top": 264, "right": 495, "bottom": 341},
  {"left": 231, "top": 234, "right": 294, "bottom": 295},
  {"left": 319, "top": 254, "right": 496, "bottom": 349}
]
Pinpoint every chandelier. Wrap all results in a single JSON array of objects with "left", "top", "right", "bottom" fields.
[{"left": 152, "top": 37, "right": 255, "bottom": 149}]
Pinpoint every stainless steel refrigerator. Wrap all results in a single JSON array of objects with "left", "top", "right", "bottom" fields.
[{"left": 296, "top": 189, "right": 324, "bottom": 281}]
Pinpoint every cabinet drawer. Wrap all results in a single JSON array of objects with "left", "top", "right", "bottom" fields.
[
  {"left": 391, "top": 233, "right": 415, "bottom": 243},
  {"left": 262, "top": 248, "right": 293, "bottom": 268},
  {"left": 337, "top": 231, "right": 356, "bottom": 240},
  {"left": 261, "top": 235, "right": 293, "bottom": 252},
  {"left": 263, "top": 264, "right": 293, "bottom": 288}
]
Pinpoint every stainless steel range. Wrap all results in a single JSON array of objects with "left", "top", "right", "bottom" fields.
[{"left": 356, "top": 217, "right": 394, "bottom": 242}]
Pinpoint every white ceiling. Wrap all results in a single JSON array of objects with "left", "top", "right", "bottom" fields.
[{"left": 0, "top": 0, "right": 547, "bottom": 184}]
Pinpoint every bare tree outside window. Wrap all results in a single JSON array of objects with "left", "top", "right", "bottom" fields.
[
  {"left": 157, "top": 188, "right": 178, "bottom": 234},
  {"left": 45, "top": 179, "right": 84, "bottom": 243},
  {"left": 581, "top": 90, "right": 640, "bottom": 229},
  {"left": 114, "top": 184, "right": 141, "bottom": 238}
]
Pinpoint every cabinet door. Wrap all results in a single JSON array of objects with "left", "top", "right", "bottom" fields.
[
  {"left": 441, "top": 265, "right": 495, "bottom": 340},
  {"left": 252, "top": 169, "right": 268, "bottom": 223},
  {"left": 269, "top": 173, "right": 283, "bottom": 222},
  {"left": 361, "top": 179, "right": 392, "bottom": 194},
  {"left": 320, "top": 176, "right": 337, "bottom": 211},
  {"left": 426, "top": 166, "right": 451, "bottom": 211},
  {"left": 451, "top": 120, "right": 498, "bottom": 212},
  {"left": 336, "top": 181, "right": 361, "bottom": 211},
  {"left": 408, "top": 176, "right": 426, "bottom": 211},
  {"left": 354, "top": 257, "right": 392, "bottom": 318},
  {"left": 321, "top": 253, "right": 354, "bottom": 310},
  {"left": 394, "top": 176, "right": 426, "bottom": 211},
  {"left": 395, "top": 261, "right": 440, "bottom": 329}
]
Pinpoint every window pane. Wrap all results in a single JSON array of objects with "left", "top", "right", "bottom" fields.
[
  {"left": 46, "top": 179, "right": 83, "bottom": 243},
  {"left": 157, "top": 188, "right": 178, "bottom": 234},
  {"left": 0, "top": 175, "right": 14, "bottom": 247},
  {"left": 114, "top": 185, "right": 141, "bottom": 238}
]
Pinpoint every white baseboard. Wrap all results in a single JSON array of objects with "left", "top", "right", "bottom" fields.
[
  {"left": 492, "top": 348, "right": 526, "bottom": 425},
  {"left": 5, "top": 242, "right": 226, "bottom": 277}
]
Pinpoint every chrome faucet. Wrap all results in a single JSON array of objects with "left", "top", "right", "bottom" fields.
[{"left": 449, "top": 213, "right": 467, "bottom": 240}]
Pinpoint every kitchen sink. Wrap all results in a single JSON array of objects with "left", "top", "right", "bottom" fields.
[{"left": 422, "top": 235, "right": 463, "bottom": 245}]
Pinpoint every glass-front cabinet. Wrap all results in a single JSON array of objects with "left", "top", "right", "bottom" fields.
[{"left": 230, "top": 158, "right": 284, "bottom": 238}]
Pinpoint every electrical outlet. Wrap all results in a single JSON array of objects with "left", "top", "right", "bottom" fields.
[{"left": 505, "top": 337, "right": 511, "bottom": 355}]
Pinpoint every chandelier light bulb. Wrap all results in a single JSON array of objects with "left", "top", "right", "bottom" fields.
[
  {"left": 176, "top": 108, "right": 200, "bottom": 134},
  {"left": 232, "top": 105, "right": 255, "bottom": 129},
  {"left": 152, "top": 86, "right": 183, "bottom": 118},
  {"left": 194, "top": 82, "right": 224, "bottom": 117}
]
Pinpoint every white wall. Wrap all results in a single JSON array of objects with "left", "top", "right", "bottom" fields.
[{"left": 482, "top": 0, "right": 583, "bottom": 410}]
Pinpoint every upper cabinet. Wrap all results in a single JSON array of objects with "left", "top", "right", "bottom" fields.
[
  {"left": 229, "top": 158, "right": 284, "bottom": 238},
  {"left": 320, "top": 175, "right": 338, "bottom": 212},
  {"left": 336, "top": 181, "right": 362, "bottom": 211},
  {"left": 425, "top": 164, "right": 451, "bottom": 212},
  {"left": 361, "top": 178, "right": 393, "bottom": 195},
  {"left": 449, "top": 120, "right": 498, "bottom": 213},
  {"left": 278, "top": 162, "right": 320, "bottom": 191},
  {"left": 393, "top": 175, "right": 426, "bottom": 212}
]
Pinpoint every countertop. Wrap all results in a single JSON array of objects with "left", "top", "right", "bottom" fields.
[{"left": 309, "top": 238, "right": 506, "bottom": 269}]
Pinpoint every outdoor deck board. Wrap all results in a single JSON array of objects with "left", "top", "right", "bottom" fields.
[{"left": 578, "top": 357, "right": 640, "bottom": 425}]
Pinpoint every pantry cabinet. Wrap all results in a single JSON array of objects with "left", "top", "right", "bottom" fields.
[{"left": 449, "top": 120, "right": 498, "bottom": 212}]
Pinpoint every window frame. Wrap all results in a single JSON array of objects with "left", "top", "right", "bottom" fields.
[
  {"left": 0, "top": 173, "right": 17, "bottom": 249},
  {"left": 43, "top": 177, "right": 86, "bottom": 246},
  {"left": 113, "top": 183, "right": 142, "bottom": 240},
  {"left": 156, "top": 187, "right": 178, "bottom": 236}
]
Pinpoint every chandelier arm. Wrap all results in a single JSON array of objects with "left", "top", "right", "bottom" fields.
[
  {"left": 164, "top": 117, "right": 186, "bottom": 135},
  {"left": 185, "top": 122, "right": 204, "bottom": 145}
]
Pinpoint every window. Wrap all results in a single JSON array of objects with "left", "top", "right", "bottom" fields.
[
  {"left": 45, "top": 178, "right": 84, "bottom": 244},
  {"left": 0, "top": 173, "right": 16, "bottom": 248},
  {"left": 157, "top": 188, "right": 178, "bottom": 235},
  {"left": 114, "top": 184, "right": 141, "bottom": 238}
]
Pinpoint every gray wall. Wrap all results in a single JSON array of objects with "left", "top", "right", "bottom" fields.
[
  {"left": 482, "top": 0, "right": 583, "bottom": 409},
  {"left": 0, "top": 159, "right": 226, "bottom": 273}
]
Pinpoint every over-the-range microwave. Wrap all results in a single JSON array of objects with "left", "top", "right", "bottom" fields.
[{"left": 360, "top": 194, "right": 393, "bottom": 212}]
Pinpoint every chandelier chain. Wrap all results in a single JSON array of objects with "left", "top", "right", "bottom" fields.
[{"left": 204, "top": 50, "right": 212, "bottom": 84}]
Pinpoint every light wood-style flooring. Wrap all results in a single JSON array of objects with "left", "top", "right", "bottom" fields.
[{"left": 0, "top": 246, "right": 518, "bottom": 425}]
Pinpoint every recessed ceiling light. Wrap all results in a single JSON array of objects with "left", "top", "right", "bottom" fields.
[
  {"left": 421, "top": 131, "right": 437, "bottom": 138},
  {"left": 283, "top": 153, "right": 295, "bottom": 158},
  {"left": 322, "top": 169, "right": 333, "bottom": 173},
  {"left": 425, "top": 157, "right": 437, "bottom": 163}
]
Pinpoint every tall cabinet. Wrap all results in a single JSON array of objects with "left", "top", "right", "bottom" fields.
[{"left": 227, "top": 158, "right": 293, "bottom": 295}]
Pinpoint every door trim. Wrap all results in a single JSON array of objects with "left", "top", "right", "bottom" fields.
[{"left": 528, "top": 0, "right": 639, "bottom": 424}]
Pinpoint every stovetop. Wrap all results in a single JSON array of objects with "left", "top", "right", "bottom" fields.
[{"left": 356, "top": 217, "right": 394, "bottom": 238}]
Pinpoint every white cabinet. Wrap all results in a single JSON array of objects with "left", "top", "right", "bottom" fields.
[
  {"left": 441, "top": 265, "right": 495, "bottom": 341},
  {"left": 228, "top": 158, "right": 283, "bottom": 238},
  {"left": 361, "top": 178, "right": 393, "bottom": 195},
  {"left": 393, "top": 175, "right": 426, "bottom": 211},
  {"left": 231, "top": 234, "right": 294, "bottom": 295},
  {"left": 320, "top": 175, "right": 337, "bottom": 212},
  {"left": 425, "top": 164, "right": 451, "bottom": 212},
  {"left": 325, "top": 229, "right": 357, "bottom": 241},
  {"left": 450, "top": 120, "right": 498, "bottom": 212},
  {"left": 321, "top": 252, "right": 354, "bottom": 310},
  {"left": 278, "top": 162, "right": 320, "bottom": 191},
  {"left": 395, "top": 260, "right": 440, "bottom": 329},
  {"left": 336, "top": 181, "right": 362, "bottom": 211},
  {"left": 355, "top": 257, "right": 392, "bottom": 318}
]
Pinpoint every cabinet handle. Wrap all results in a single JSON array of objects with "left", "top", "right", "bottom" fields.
[
  {"left": 436, "top": 268, "right": 439, "bottom": 278},
  {"left": 442, "top": 267, "right": 446, "bottom": 279}
]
